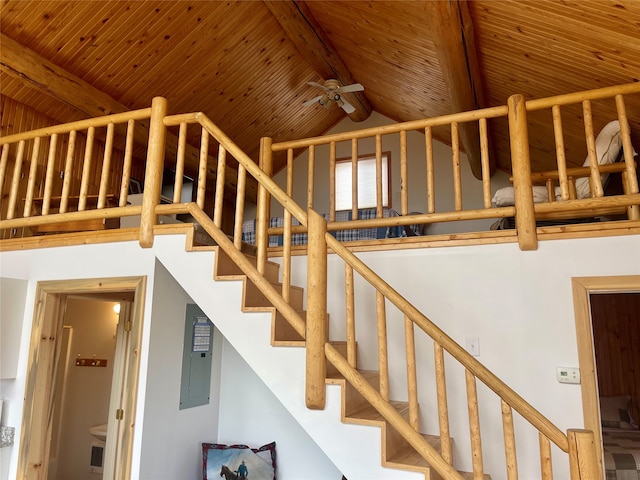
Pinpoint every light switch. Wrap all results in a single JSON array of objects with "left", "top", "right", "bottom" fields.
[
  {"left": 466, "top": 337, "right": 480, "bottom": 356},
  {"left": 556, "top": 367, "right": 580, "bottom": 384}
]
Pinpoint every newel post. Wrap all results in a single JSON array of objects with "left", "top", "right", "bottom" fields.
[
  {"left": 507, "top": 94, "right": 538, "bottom": 251},
  {"left": 306, "top": 208, "right": 328, "bottom": 410},
  {"left": 256, "top": 137, "right": 273, "bottom": 274},
  {"left": 139, "top": 96, "right": 168, "bottom": 248},
  {"left": 567, "top": 429, "right": 601, "bottom": 480}
]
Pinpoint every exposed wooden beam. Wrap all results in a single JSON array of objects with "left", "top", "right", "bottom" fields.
[
  {"left": 0, "top": 33, "right": 253, "bottom": 202},
  {"left": 423, "top": 0, "right": 495, "bottom": 180},
  {"left": 265, "top": 0, "right": 372, "bottom": 122}
]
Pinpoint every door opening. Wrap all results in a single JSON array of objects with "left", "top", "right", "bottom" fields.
[
  {"left": 572, "top": 275, "right": 640, "bottom": 480},
  {"left": 17, "top": 277, "right": 145, "bottom": 480}
]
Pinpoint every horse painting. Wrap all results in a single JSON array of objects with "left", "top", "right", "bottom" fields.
[{"left": 220, "top": 465, "right": 246, "bottom": 480}]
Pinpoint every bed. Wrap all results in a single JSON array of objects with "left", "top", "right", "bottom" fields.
[
  {"left": 600, "top": 395, "right": 640, "bottom": 480},
  {"left": 241, "top": 207, "right": 426, "bottom": 247}
]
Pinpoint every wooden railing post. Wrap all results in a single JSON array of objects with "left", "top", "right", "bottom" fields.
[
  {"left": 257, "top": 137, "right": 273, "bottom": 274},
  {"left": 139, "top": 96, "right": 168, "bottom": 248},
  {"left": 507, "top": 94, "right": 538, "bottom": 251},
  {"left": 306, "top": 208, "right": 328, "bottom": 409},
  {"left": 567, "top": 429, "right": 600, "bottom": 480}
]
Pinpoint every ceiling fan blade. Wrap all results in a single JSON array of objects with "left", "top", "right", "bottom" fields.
[
  {"left": 307, "top": 81, "right": 331, "bottom": 92},
  {"left": 336, "top": 83, "right": 364, "bottom": 94},
  {"left": 302, "top": 95, "right": 324, "bottom": 107},
  {"left": 340, "top": 98, "right": 356, "bottom": 114}
]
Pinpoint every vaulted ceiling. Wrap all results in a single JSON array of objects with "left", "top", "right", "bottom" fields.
[{"left": 1, "top": 0, "right": 639, "bottom": 200}]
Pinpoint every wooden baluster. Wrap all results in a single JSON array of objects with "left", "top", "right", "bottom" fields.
[
  {"left": 282, "top": 149, "right": 294, "bottom": 302},
  {"left": 479, "top": 118, "right": 492, "bottom": 208},
  {"left": 546, "top": 179, "right": 555, "bottom": 203},
  {"left": 508, "top": 93, "right": 537, "bottom": 251},
  {"left": 425, "top": 126, "right": 435, "bottom": 214},
  {"left": 23, "top": 137, "right": 41, "bottom": 218},
  {"left": 42, "top": 134, "right": 58, "bottom": 216},
  {"left": 375, "top": 134, "right": 383, "bottom": 218},
  {"left": 306, "top": 208, "right": 327, "bottom": 409},
  {"left": 582, "top": 101, "right": 604, "bottom": 198},
  {"left": 345, "top": 264, "right": 356, "bottom": 368},
  {"left": 451, "top": 122, "right": 463, "bottom": 211},
  {"left": 173, "top": 122, "right": 187, "bottom": 203},
  {"left": 6, "top": 140, "right": 25, "bottom": 220},
  {"left": 539, "top": 433, "right": 553, "bottom": 480},
  {"left": 351, "top": 138, "right": 358, "bottom": 220},
  {"left": 568, "top": 177, "right": 577, "bottom": 200},
  {"left": 376, "top": 290, "right": 389, "bottom": 401},
  {"left": 233, "top": 164, "right": 246, "bottom": 251},
  {"left": 0, "top": 144, "right": 10, "bottom": 195},
  {"left": 466, "top": 369, "right": 484, "bottom": 480},
  {"left": 213, "top": 145, "right": 227, "bottom": 228},
  {"left": 60, "top": 131, "right": 76, "bottom": 213},
  {"left": 435, "top": 343, "right": 453, "bottom": 463},
  {"left": 404, "top": 315, "right": 418, "bottom": 430},
  {"left": 257, "top": 137, "right": 273, "bottom": 274},
  {"left": 567, "top": 429, "right": 599, "bottom": 480},
  {"left": 97, "top": 123, "right": 114, "bottom": 209},
  {"left": 78, "top": 126, "right": 95, "bottom": 212},
  {"left": 400, "top": 130, "right": 408, "bottom": 215},
  {"left": 140, "top": 97, "right": 168, "bottom": 248},
  {"left": 119, "top": 120, "right": 135, "bottom": 207},
  {"left": 615, "top": 94, "right": 639, "bottom": 220},
  {"left": 552, "top": 105, "right": 570, "bottom": 200},
  {"left": 501, "top": 400, "right": 518, "bottom": 480},
  {"left": 307, "top": 144, "right": 315, "bottom": 210},
  {"left": 329, "top": 141, "right": 336, "bottom": 221},
  {"left": 196, "top": 127, "right": 209, "bottom": 209}
]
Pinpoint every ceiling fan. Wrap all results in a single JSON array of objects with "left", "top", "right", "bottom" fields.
[{"left": 302, "top": 79, "right": 364, "bottom": 114}]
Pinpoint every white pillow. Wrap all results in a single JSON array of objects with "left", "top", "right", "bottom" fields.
[
  {"left": 574, "top": 120, "right": 622, "bottom": 199},
  {"left": 492, "top": 185, "right": 562, "bottom": 207}
]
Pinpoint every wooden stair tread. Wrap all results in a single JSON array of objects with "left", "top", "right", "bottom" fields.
[
  {"left": 386, "top": 433, "right": 440, "bottom": 467},
  {"left": 348, "top": 400, "right": 409, "bottom": 422}
]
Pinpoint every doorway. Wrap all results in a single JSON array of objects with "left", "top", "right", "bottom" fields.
[
  {"left": 17, "top": 277, "right": 146, "bottom": 480},
  {"left": 572, "top": 275, "right": 640, "bottom": 480}
]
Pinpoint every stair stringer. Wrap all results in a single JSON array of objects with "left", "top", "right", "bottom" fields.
[{"left": 152, "top": 234, "right": 424, "bottom": 480}]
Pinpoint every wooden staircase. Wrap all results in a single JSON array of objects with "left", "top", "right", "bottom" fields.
[{"left": 208, "top": 243, "right": 487, "bottom": 480}]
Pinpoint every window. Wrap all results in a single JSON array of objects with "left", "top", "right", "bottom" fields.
[{"left": 335, "top": 152, "right": 390, "bottom": 211}]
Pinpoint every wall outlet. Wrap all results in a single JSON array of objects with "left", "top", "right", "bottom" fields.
[{"left": 556, "top": 367, "right": 580, "bottom": 384}]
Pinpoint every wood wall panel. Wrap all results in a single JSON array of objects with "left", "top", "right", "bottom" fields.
[{"left": 591, "top": 292, "right": 640, "bottom": 423}]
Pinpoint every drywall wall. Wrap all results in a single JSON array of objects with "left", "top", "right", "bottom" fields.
[
  {"left": 0, "top": 278, "right": 27, "bottom": 380},
  {"left": 217, "top": 340, "right": 342, "bottom": 480},
  {"left": 269, "top": 112, "right": 512, "bottom": 235},
  {"left": 138, "top": 261, "right": 224, "bottom": 480}
]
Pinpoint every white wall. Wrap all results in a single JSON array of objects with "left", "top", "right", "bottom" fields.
[
  {"left": 217, "top": 340, "right": 342, "bottom": 480},
  {"left": 279, "top": 234, "right": 640, "bottom": 478},
  {"left": 138, "top": 261, "right": 224, "bottom": 480},
  {"left": 269, "top": 112, "right": 512, "bottom": 235}
]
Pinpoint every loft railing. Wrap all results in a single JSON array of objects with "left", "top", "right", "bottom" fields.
[{"left": 2, "top": 84, "right": 639, "bottom": 478}]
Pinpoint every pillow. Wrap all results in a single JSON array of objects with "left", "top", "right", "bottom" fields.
[
  {"left": 575, "top": 120, "right": 622, "bottom": 199},
  {"left": 600, "top": 395, "right": 638, "bottom": 429},
  {"left": 492, "top": 185, "right": 562, "bottom": 207},
  {"left": 203, "top": 441, "right": 276, "bottom": 480}
]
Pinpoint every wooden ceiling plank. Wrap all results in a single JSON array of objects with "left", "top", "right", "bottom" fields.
[
  {"left": 264, "top": 0, "right": 372, "bottom": 123},
  {"left": 423, "top": 0, "right": 494, "bottom": 179},
  {"left": 0, "top": 33, "right": 251, "bottom": 202}
]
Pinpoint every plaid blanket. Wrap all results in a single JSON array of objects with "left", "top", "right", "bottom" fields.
[
  {"left": 242, "top": 208, "right": 412, "bottom": 247},
  {"left": 604, "top": 429, "right": 640, "bottom": 480}
]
